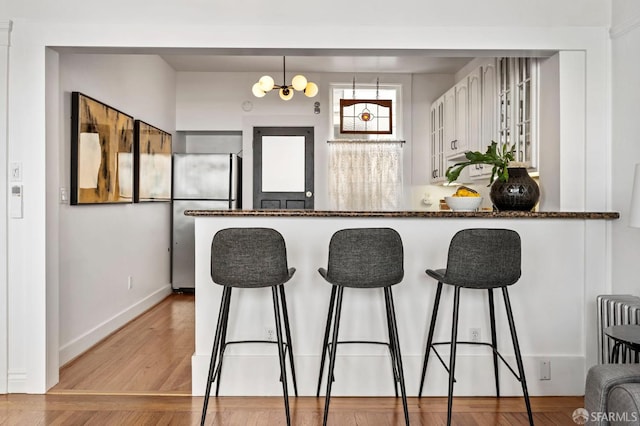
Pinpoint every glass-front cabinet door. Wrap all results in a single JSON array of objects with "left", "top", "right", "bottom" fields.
[
  {"left": 498, "top": 57, "right": 538, "bottom": 170},
  {"left": 430, "top": 97, "right": 445, "bottom": 183}
]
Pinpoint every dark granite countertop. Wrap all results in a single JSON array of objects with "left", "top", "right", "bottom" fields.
[{"left": 185, "top": 209, "right": 619, "bottom": 219}]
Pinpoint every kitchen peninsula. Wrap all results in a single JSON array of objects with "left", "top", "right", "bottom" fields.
[{"left": 188, "top": 209, "right": 618, "bottom": 398}]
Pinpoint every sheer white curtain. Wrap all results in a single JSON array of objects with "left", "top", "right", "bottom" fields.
[{"left": 328, "top": 142, "right": 403, "bottom": 210}]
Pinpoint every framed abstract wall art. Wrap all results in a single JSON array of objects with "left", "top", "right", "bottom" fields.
[
  {"left": 70, "top": 92, "right": 134, "bottom": 205},
  {"left": 134, "top": 120, "right": 172, "bottom": 202}
]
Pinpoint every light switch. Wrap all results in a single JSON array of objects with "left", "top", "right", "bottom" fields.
[
  {"left": 60, "top": 187, "right": 68, "bottom": 203},
  {"left": 10, "top": 162, "right": 21, "bottom": 181}
]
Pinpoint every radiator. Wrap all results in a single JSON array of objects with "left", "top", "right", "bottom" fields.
[{"left": 597, "top": 295, "right": 640, "bottom": 364}]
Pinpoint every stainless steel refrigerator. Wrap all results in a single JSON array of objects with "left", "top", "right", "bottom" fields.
[{"left": 171, "top": 153, "right": 241, "bottom": 291}]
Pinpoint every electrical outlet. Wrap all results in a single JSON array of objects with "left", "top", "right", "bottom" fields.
[
  {"left": 127, "top": 276, "right": 133, "bottom": 290},
  {"left": 265, "top": 327, "right": 275, "bottom": 342},
  {"left": 470, "top": 328, "right": 481, "bottom": 342},
  {"left": 540, "top": 360, "right": 551, "bottom": 380}
]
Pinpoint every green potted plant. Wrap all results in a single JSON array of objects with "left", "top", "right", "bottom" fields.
[
  {"left": 445, "top": 141, "right": 515, "bottom": 186},
  {"left": 445, "top": 141, "right": 540, "bottom": 211}
]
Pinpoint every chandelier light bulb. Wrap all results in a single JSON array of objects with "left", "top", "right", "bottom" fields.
[
  {"left": 304, "top": 82, "right": 319, "bottom": 98},
  {"left": 252, "top": 57, "right": 319, "bottom": 101},
  {"left": 279, "top": 87, "right": 294, "bottom": 101},
  {"left": 252, "top": 82, "right": 267, "bottom": 98},
  {"left": 291, "top": 75, "right": 308, "bottom": 91},
  {"left": 258, "top": 75, "right": 275, "bottom": 92}
]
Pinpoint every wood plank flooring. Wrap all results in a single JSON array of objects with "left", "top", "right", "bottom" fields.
[
  {"left": 1, "top": 394, "right": 584, "bottom": 425},
  {"left": 0, "top": 293, "right": 586, "bottom": 425},
  {"left": 51, "top": 293, "right": 194, "bottom": 395}
]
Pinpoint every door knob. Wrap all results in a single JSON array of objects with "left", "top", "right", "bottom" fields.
[{"left": 305, "top": 191, "right": 313, "bottom": 198}]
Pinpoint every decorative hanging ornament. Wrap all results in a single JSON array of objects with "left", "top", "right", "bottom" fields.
[{"left": 358, "top": 107, "right": 374, "bottom": 122}]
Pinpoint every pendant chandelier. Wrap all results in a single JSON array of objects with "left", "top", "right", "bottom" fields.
[{"left": 252, "top": 56, "right": 319, "bottom": 101}]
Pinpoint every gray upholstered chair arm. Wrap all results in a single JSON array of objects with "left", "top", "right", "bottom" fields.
[
  {"left": 608, "top": 383, "right": 640, "bottom": 424},
  {"left": 585, "top": 364, "right": 640, "bottom": 424}
]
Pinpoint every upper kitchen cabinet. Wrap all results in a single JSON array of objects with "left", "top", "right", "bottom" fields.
[
  {"left": 498, "top": 57, "right": 538, "bottom": 170},
  {"left": 429, "top": 57, "right": 539, "bottom": 184},
  {"left": 443, "top": 80, "right": 469, "bottom": 158},
  {"left": 467, "top": 66, "right": 484, "bottom": 178},
  {"left": 430, "top": 96, "right": 445, "bottom": 183}
]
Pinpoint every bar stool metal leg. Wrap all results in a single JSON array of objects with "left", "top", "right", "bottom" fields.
[
  {"left": 384, "top": 287, "right": 410, "bottom": 425},
  {"left": 323, "top": 286, "right": 345, "bottom": 426},
  {"left": 272, "top": 286, "right": 291, "bottom": 426},
  {"left": 214, "top": 288, "right": 233, "bottom": 397},
  {"left": 278, "top": 285, "right": 298, "bottom": 397},
  {"left": 317, "top": 285, "right": 337, "bottom": 396},
  {"left": 447, "top": 286, "right": 461, "bottom": 426},
  {"left": 418, "top": 282, "right": 443, "bottom": 397},
  {"left": 201, "top": 286, "right": 232, "bottom": 426},
  {"left": 384, "top": 288, "right": 400, "bottom": 398},
  {"left": 502, "top": 287, "right": 533, "bottom": 426},
  {"left": 488, "top": 289, "right": 500, "bottom": 397}
]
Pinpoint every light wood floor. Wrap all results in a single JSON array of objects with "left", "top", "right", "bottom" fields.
[
  {"left": 51, "top": 293, "right": 194, "bottom": 395},
  {"left": 0, "top": 293, "right": 585, "bottom": 425}
]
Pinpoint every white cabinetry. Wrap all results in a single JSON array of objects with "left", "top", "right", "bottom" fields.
[
  {"left": 428, "top": 57, "right": 538, "bottom": 184},
  {"left": 430, "top": 96, "right": 445, "bottom": 183},
  {"left": 467, "top": 66, "right": 484, "bottom": 177},
  {"left": 444, "top": 80, "right": 469, "bottom": 157},
  {"left": 498, "top": 57, "right": 538, "bottom": 170},
  {"left": 442, "top": 87, "right": 456, "bottom": 157}
]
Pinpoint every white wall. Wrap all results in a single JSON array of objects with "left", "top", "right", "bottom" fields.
[
  {"left": 538, "top": 54, "right": 561, "bottom": 210},
  {"left": 5, "top": 0, "right": 611, "bottom": 27},
  {"left": 0, "top": 0, "right": 614, "bottom": 393},
  {"left": 52, "top": 53, "right": 176, "bottom": 366},
  {"left": 611, "top": 6, "right": 640, "bottom": 295}
]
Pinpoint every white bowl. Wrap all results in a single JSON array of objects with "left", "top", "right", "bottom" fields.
[{"left": 445, "top": 196, "right": 482, "bottom": 212}]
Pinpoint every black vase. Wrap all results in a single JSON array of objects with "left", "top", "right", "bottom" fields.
[{"left": 489, "top": 167, "right": 540, "bottom": 211}]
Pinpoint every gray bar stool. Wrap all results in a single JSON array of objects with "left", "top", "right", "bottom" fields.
[
  {"left": 200, "top": 227, "right": 297, "bottom": 426},
  {"left": 417, "top": 228, "right": 533, "bottom": 426},
  {"left": 317, "top": 227, "right": 410, "bottom": 426}
]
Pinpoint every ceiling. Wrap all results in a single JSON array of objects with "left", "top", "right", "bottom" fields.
[
  {"left": 52, "top": 46, "right": 558, "bottom": 75},
  {"left": 159, "top": 54, "right": 474, "bottom": 74},
  {"left": 53, "top": 47, "right": 556, "bottom": 74}
]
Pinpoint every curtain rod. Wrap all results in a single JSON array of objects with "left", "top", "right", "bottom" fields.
[{"left": 326, "top": 139, "right": 405, "bottom": 144}]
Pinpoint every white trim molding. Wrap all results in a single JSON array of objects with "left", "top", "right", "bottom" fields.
[
  {"left": 0, "top": 19, "right": 12, "bottom": 395},
  {"left": 610, "top": 15, "right": 640, "bottom": 39}
]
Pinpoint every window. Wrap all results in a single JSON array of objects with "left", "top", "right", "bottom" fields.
[{"left": 328, "top": 83, "right": 403, "bottom": 210}]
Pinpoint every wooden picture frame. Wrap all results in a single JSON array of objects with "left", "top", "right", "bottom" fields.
[
  {"left": 70, "top": 92, "right": 134, "bottom": 204},
  {"left": 339, "top": 99, "right": 393, "bottom": 134},
  {"left": 134, "top": 120, "right": 172, "bottom": 202}
]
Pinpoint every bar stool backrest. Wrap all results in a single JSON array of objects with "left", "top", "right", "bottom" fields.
[
  {"left": 444, "top": 228, "right": 521, "bottom": 289},
  {"left": 325, "top": 227, "right": 404, "bottom": 288},
  {"left": 211, "top": 227, "right": 290, "bottom": 288}
]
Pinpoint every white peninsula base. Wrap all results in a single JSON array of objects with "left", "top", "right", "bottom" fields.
[{"left": 190, "top": 211, "right": 615, "bottom": 397}]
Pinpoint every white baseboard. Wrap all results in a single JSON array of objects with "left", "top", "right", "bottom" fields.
[
  {"left": 7, "top": 370, "right": 26, "bottom": 393},
  {"left": 192, "top": 353, "right": 585, "bottom": 397},
  {"left": 58, "top": 285, "right": 172, "bottom": 366}
]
